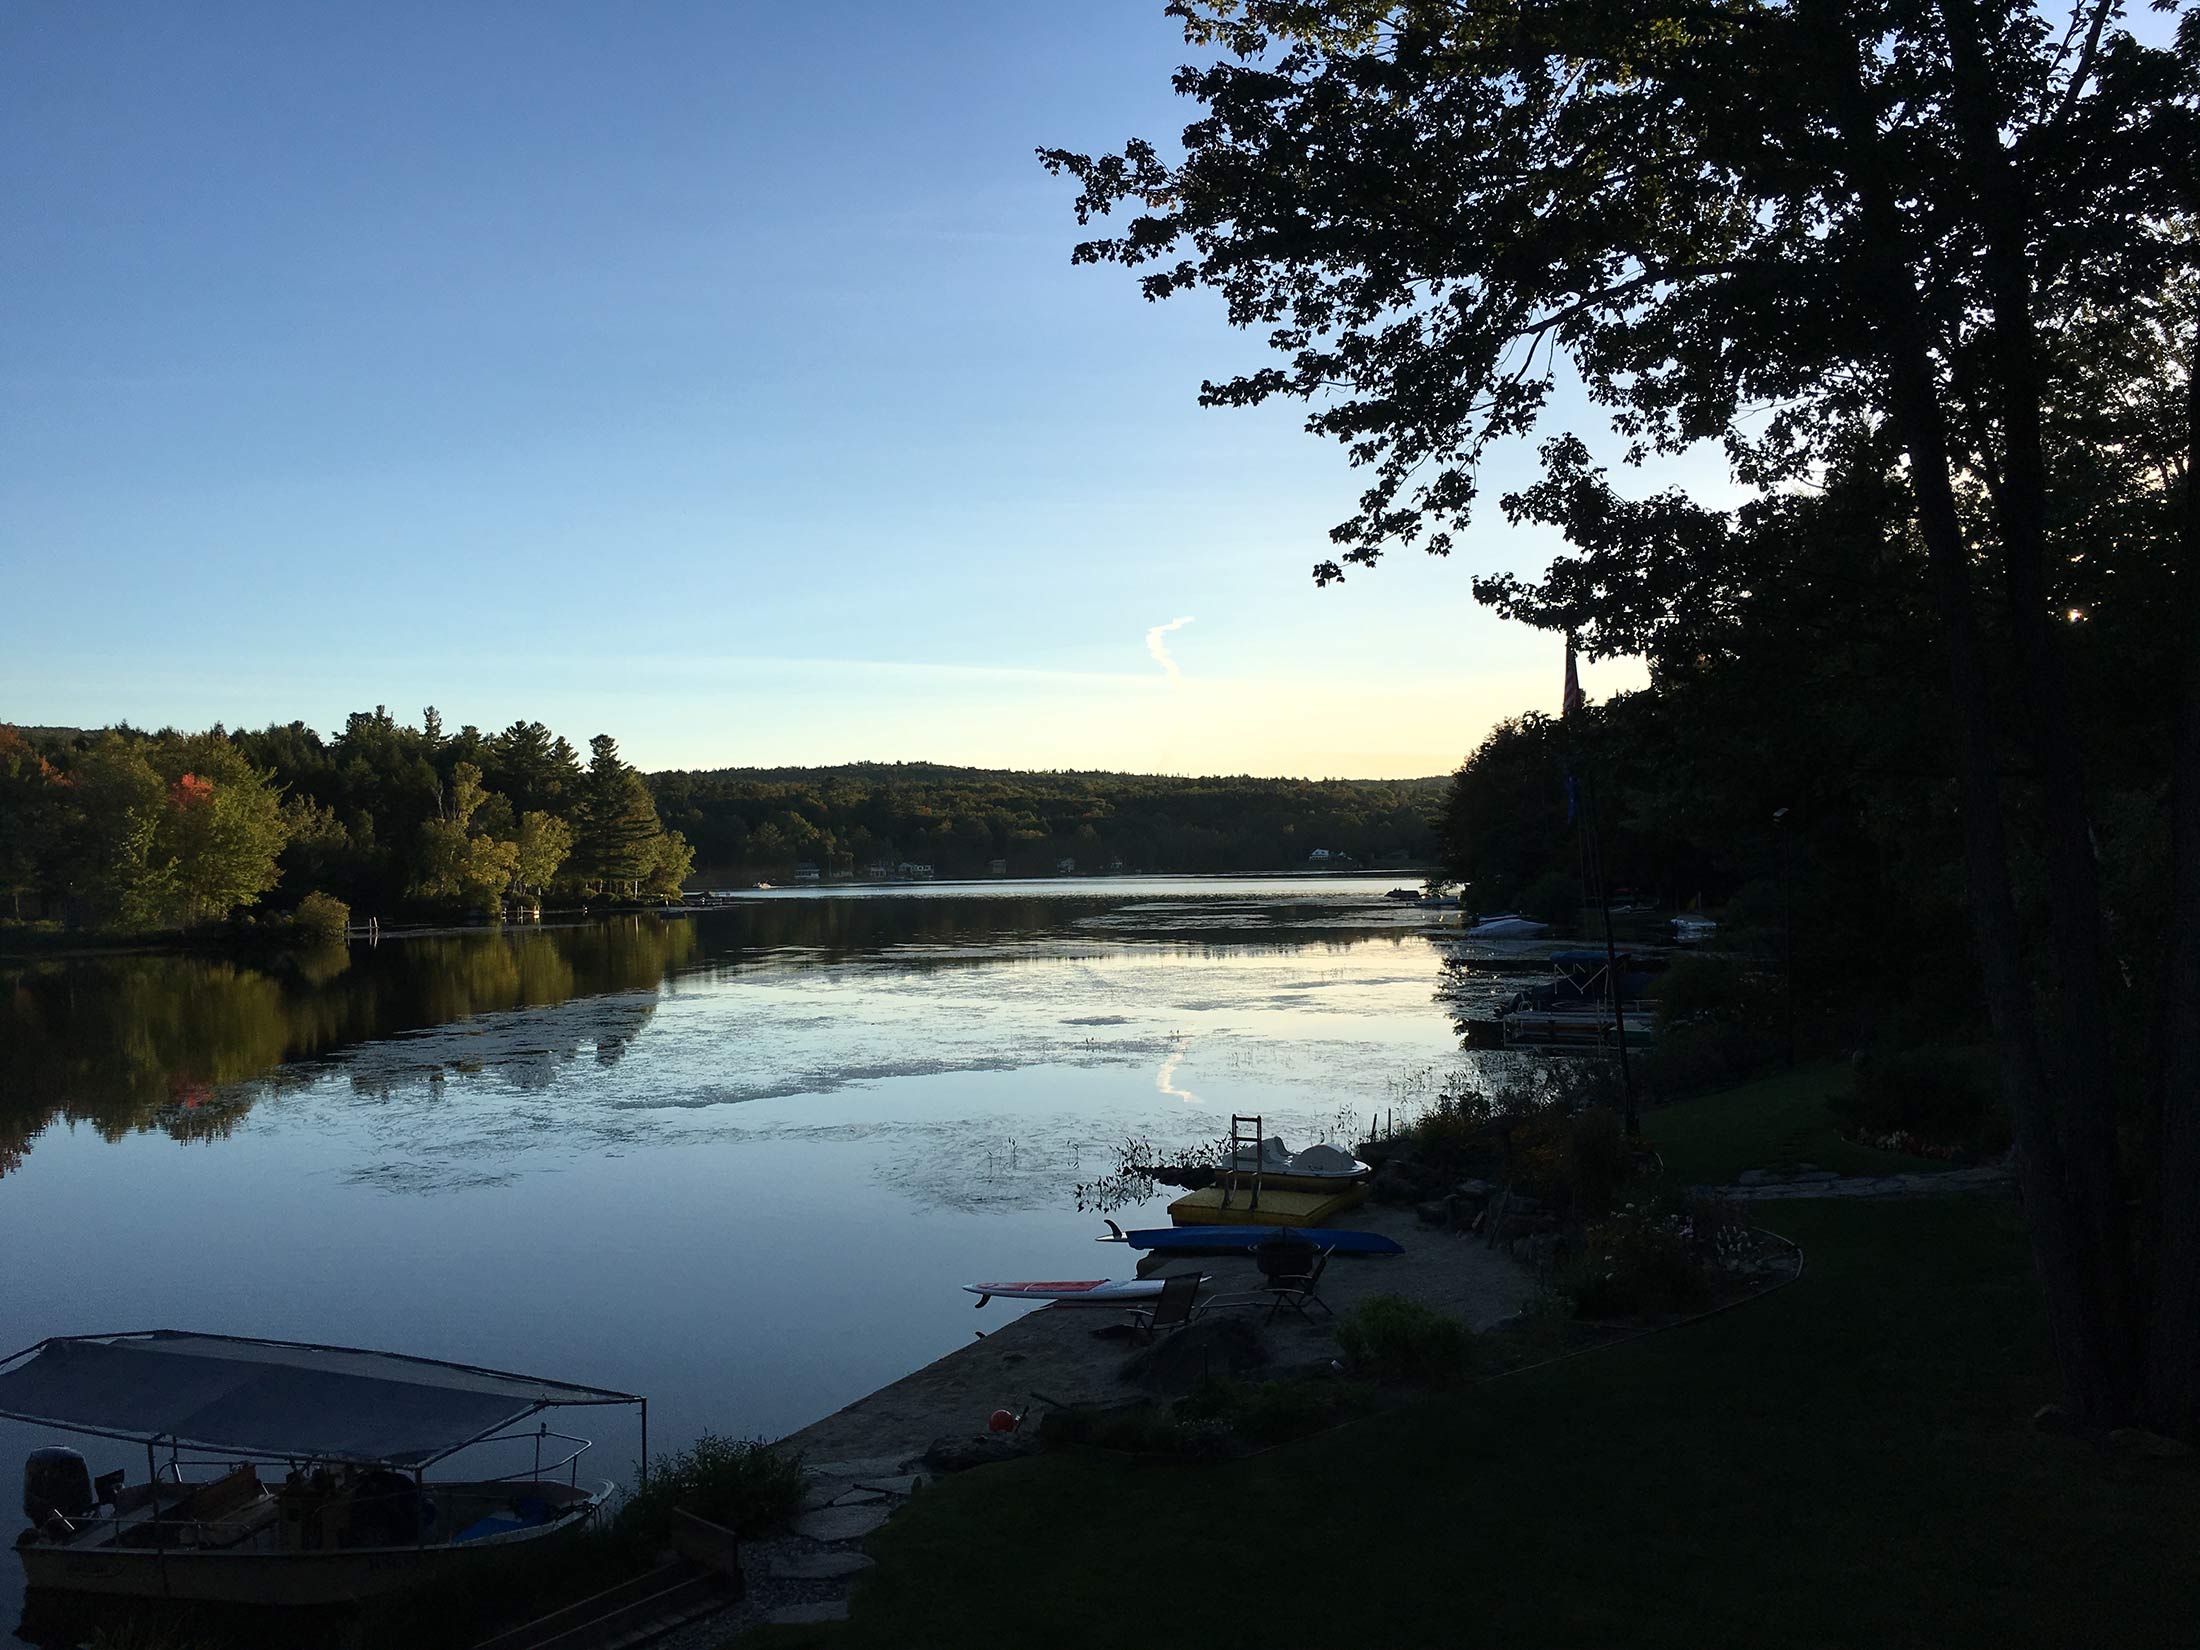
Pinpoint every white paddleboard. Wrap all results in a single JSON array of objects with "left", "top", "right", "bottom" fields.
[{"left": 964, "top": 1277, "right": 1203, "bottom": 1307}]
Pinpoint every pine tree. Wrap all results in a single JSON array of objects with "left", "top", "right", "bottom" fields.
[{"left": 578, "top": 736, "right": 665, "bottom": 897}]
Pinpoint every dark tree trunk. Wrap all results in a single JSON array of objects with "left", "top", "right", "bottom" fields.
[
  {"left": 1936, "top": 0, "right": 2137, "bottom": 1415},
  {"left": 2147, "top": 347, "right": 2200, "bottom": 1434},
  {"left": 1822, "top": 12, "right": 2133, "bottom": 1420}
]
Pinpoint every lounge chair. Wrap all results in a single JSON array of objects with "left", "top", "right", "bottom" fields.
[
  {"left": 1254, "top": 1235, "right": 1333, "bottom": 1324},
  {"left": 1123, "top": 1270, "right": 1203, "bottom": 1340}
]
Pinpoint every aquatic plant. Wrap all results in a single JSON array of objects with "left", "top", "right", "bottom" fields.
[{"left": 615, "top": 1432, "right": 806, "bottom": 1546}]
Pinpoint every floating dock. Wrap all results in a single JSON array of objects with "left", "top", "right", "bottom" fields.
[{"left": 1500, "top": 1006, "right": 1656, "bottom": 1049}]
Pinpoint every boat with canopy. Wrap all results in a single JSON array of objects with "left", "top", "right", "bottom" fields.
[{"left": 3, "top": 1329, "right": 645, "bottom": 1605}]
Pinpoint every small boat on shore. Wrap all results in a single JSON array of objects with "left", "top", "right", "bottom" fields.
[
  {"left": 4, "top": 1330, "right": 643, "bottom": 1606},
  {"left": 1465, "top": 913, "right": 1551, "bottom": 939},
  {"left": 1216, "top": 1137, "right": 1372, "bottom": 1193},
  {"left": 1099, "top": 1221, "right": 1402, "bottom": 1257}
]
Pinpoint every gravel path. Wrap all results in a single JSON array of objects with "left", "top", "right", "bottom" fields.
[{"left": 1702, "top": 1163, "right": 2013, "bottom": 1201}]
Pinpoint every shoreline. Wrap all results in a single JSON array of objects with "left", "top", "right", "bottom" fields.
[
  {"left": 775, "top": 1203, "right": 1533, "bottom": 1468},
  {"left": 0, "top": 871, "right": 1442, "bottom": 966}
]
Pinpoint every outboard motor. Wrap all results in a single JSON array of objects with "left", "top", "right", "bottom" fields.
[{"left": 22, "top": 1448, "right": 93, "bottom": 1538}]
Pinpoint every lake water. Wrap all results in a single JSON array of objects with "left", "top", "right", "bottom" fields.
[{"left": 0, "top": 876, "right": 1539, "bottom": 1630}]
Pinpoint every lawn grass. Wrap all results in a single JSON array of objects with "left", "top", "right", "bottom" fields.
[
  {"left": 1640, "top": 1060, "right": 1951, "bottom": 1185},
  {"left": 725, "top": 1071, "right": 2195, "bottom": 1649}
]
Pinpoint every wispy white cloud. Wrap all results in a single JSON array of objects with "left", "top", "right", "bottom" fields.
[{"left": 1145, "top": 616, "right": 1195, "bottom": 684}]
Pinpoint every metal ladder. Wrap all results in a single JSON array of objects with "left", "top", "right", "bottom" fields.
[{"left": 1222, "top": 1113, "right": 1263, "bottom": 1212}]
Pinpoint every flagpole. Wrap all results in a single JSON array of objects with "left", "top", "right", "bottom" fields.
[{"left": 1564, "top": 639, "right": 1638, "bottom": 1137}]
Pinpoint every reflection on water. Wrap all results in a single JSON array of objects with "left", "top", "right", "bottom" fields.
[
  {"left": 1, "top": 919, "right": 701, "bottom": 1174},
  {"left": 1155, "top": 1037, "right": 1199, "bottom": 1104},
  {"left": 1, "top": 879, "right": 1517, "bottom": 1633}
]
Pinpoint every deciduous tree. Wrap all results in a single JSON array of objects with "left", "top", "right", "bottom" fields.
[{"left": 1045, "top": 0, "right": 2200, "bottom": 1429}]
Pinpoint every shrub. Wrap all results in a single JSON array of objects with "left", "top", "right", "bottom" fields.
[
  {"left": 1173, "top": 1375, "right": 1374, "bottom": 1445},
  {"left": 1566, "top": 1208, "right": 1712, "bottom": 1318},
  {"left": 1337, "top": 1294, "right": 1472, "bottom": 1384},
  {"left": 1683, "top": 1194, "right": 1756, "bottom": 1272},
  {"left": 291, "top": 890, "right": 350, "bottom": 943},
  {"left": 1833, "top": 1045, "right": 2001, "bottom": 1155},
  {"left": 1501, "top": 1105, "right": 1629, "bottom": 1217},
  {"left": 1043, "top": 1402, "right": 1234, "bottom": 1459},
  {"left": 1643, "top": 955, "right": 1784, "bottom": 1100},
  {"left": 1410, "top": 1091, "right": 1495, "bottom": 1160},
  {"left": 614, "top": 1434, "right": 804, "bottom": 1546},
  {"left": 1516, "top": 868, "right": 1582, "bottom": 926},
  {"left": 1639, "top": 1017, "right": 1782, "bottom": 1103},
  {"left": 1654, "top": 954, "right": 1772, "bottom": 1030}
]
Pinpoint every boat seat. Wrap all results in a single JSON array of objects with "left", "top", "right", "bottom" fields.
[
  {"left": 195, "top": 1494, "right": 279, "bottom": 1551},
  {"left": 180, "top": 1464, "right": 263, "bottom": 1526}
]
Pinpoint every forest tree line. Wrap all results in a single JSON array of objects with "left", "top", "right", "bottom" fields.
[
  {"left": 650, "top": 762, "right": 1442, "bottom": 881},
  {"left": 0, "top": 712, "right": 692, "bottom": 931},
  {"left": 0, "top": 722, "right": 1445, "bottom": 934}
]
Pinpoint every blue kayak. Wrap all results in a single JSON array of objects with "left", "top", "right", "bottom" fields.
[{"left": 1098, "top": 1220, "right": 1402, "bottom": 1257}]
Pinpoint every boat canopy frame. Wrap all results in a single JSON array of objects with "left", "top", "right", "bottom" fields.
[{"left": 0, "top": 1329, "right": 648, "bottom": 1477}]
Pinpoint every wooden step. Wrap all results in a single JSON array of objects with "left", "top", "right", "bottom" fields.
[
  {"left": 474, "top": 1558, "right": 724, "bottom": 1650},
  {"left": 528, "top": 1572, "right": 732, "bottom": 1650}
]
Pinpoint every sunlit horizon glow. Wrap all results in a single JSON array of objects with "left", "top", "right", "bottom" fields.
[{"left": 2, "top": 4, "right": 1660, "bottom": 779}]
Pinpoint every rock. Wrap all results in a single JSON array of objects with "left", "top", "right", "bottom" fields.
[
  {"left": 805, "top": 1454, "right": 913, "bottom": 1481},
  {"left": 852, "top": 1472, "right": 928, "bottom": 1496},
  {"left": 2107, "top": 1428, "right": 2193, "bottom": 1459},
  {"left": 800, "top": 1480, "right": 850, "bottom": 1510},
  {"left": 769, "top": 1601, "right": 852, "bottom": 1625},
  {"left": 2030, "top": 1404, "right": 2083, "bottom": 1436},
  {"left": 767, "top": 1549, "right": 877, "bottom": 1581},
  {"left": 1455, "top": 1178, "right": 1495, "bottom": 1200},
  {"left": 1790, "top": 1169, "right": 1840, "bottom": 1183},
  {"left": 1118, "top": 1314, "right": 1268, "bottom": 1395},
  {"left": 1372, "top": 1158, "right": 1434, "bottom": 1203},
  {"left": 922, "top": 1433, "right": 1035, "bottom": 1474},
  {"left": 1507, "top": 1191, "right": 1544, "bottom": 1212},
  {"left": 829, "top": 1487, "right": 887, "bottom": 1506},
  {"left": 1415, "top": 1199, "right": 1452, "bottom": 1227},
  {"left": 1737, "top": 1169, "right": 1777, "bottom": 1186},
  {"left": 790, "top": 1504, "right": 892, "bottom": 1542}
]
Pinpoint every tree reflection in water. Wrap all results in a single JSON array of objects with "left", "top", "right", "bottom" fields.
[
  {"left": 0, "top": 890, "right": 1432, "bottom": 1177},
  {"left": 0, "top": 916, "right": 701, "bottom": 1173}
]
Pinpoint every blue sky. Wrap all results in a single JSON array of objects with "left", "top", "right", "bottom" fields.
[{"left": 1, "top": 1, "right": 1658, "bottom": 777}]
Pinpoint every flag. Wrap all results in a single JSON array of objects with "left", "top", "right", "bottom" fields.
[{"left": 1563, "top": 639, "right": 1585, "bottom": 717}]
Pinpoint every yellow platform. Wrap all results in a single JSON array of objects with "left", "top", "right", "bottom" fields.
[
  {"left": 1167, "top": 1182, "right": 1371, "bottom": 1227},
  {"left": 1217, "top": 1169, "right": 1374, "bottom": 1195}
]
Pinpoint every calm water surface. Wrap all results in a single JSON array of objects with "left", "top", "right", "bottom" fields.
[{"left": 0, "top": 877, "right": 1536, "bottom": 1627}]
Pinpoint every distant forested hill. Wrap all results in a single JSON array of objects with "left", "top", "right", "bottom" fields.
[{"left": 647, "top": 763, "right": 1445, "bottom": 879}]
